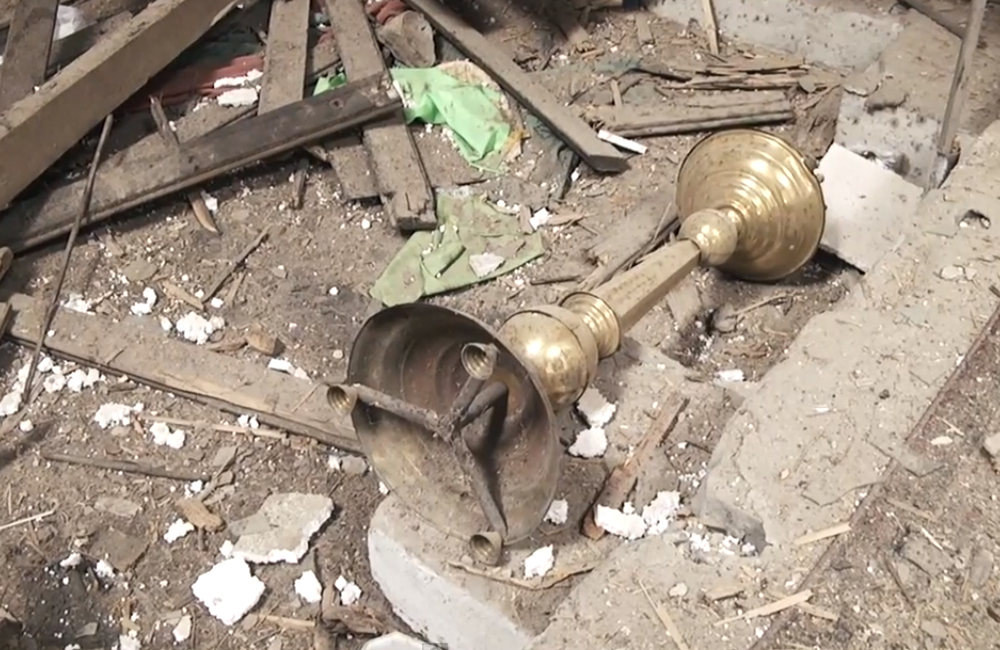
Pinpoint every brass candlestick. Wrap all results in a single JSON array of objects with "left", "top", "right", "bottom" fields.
[{"left": 328, "top": 130, "right": 825, "bottom": 555}]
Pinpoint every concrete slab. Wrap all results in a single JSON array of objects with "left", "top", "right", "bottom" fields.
[
  {"left": 835, "top": 14, "right": 959, "bottom": 185},
  {"left": 525, "top": 534, "right": 773, "bottom": 650},
  {"left": 362, "top": 632, "right": 440, "bottom": 650},
  {"left": 369, "top": 494, "right": 609, "bottom": 650},
  {"left": 695, "top": 120, "right": 1000, "bottom": 548},
  {"left": 646, "top": 0, "right": 901, "bottom": 70},
  {"left": 817, "top": 143, "right": 923, "bottom": 272}
]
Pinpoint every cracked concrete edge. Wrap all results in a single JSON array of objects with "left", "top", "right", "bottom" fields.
[
  {"left": 368, "top": 495, "right": 538, "bottom": 650},
  {"left": 835, "top": 14, "right": 960, "bottom": 185},
  {"left": 646, "top": 0, "right": 901, "bottom": 70},
  {"left": 526, "top": 534, "right": 776, "bottom": 650},
  {"left": 693, "top": 120, "right": 1000, "bottom": 552}
]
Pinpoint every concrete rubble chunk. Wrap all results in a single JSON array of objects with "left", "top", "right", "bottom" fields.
[
  {"left": 230, "top": 493, "right": 334, "bottom": 564},
  {"left": 969, "top": 548, "right": 994, "bottom": 589},
  {"left": 378, "top": 11, "right": 436, "bottom": 68},
  {"left": 191, "top": 557, "right": 265, "bottom": 626},
  {"left": 817, "top": 143, "right": 923, "bottom": 272},
  {"left": 368, "top": 496, "right": 541, "bottom": 650},
  {"left": 982, "top": 433, "right": 1000, "bottom": 458},
  {"left": 94, "top": 496, "right": 141, "bottom": 519}
]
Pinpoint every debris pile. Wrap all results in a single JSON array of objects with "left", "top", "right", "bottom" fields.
[{"left": 0, "top": 0, "right": 886, "bottom": 648}]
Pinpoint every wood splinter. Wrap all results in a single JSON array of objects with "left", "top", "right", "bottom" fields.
[
  {"left": 149, "top": 96, "right": 219, "bottom": 233},
  {"left": 40, "top": 451, "right": 208, "bottom": 482},
  {"left": 582, "top": 393, "right": 689, "bottom": 539}
]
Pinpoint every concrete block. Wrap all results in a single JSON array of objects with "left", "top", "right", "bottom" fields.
[
  {"left": 368, "top": 496, "right": 541, "bottom": 650},
  {"left": 369, "top": 492, "right": 622, "bottom": 650},
  {"left": 646, "top": 0, "right": 900, "bottom": 70},
  {"left": 817, "top": 143, "right": 923, "bottom": 271},
  {"left": 832, "top": 15, "right": 984, "bottom": 186}
]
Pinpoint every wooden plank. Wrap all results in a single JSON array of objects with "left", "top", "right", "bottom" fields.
[
  {"left": 1, "top": 73, "right": 401, "bottom": 252},
  {"left": 258, "top": 0, "right": 310, "bottom": 114},
  {"left": 325, "top": 0, "right": 436, "bottom": 231},
  {"left": 1, "top": 36, "right": 342, "bottom": 251},
  {"left": 259, "top": 0, "right": 310, "bottom": 206},
  {"left": 0, "top": 0, "right": 240, "bottom": 210},
  {"left": 0, "top": 0, "right": 149, "bottom": 45},
  {"left": 320, "top": 127, "right": 487, "bottom": 199},
  {"left": 0, "top": 76, "right": 402, "bottom": 252},
  {"left": 47, "top": 10, "right": 134, "bottom": 73},
  {"left": 0, "top": 0, "right": 58, "bottom": 112},
  {"left": 3, "top": 293, "right": 360, "bottom": 451},
  {"left": 404, "top": 0, "right": 628, "bottom": 173}
]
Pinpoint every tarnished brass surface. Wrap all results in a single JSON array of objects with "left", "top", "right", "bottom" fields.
[
  {"left": 337, "top": 130, "right": 825, "bottom": 543},
  {"left": 676, "top": 129, "right": 826, "bottom": 281},
  {"left": 344, "top": 302, "right": 559, "bottom": 543}
]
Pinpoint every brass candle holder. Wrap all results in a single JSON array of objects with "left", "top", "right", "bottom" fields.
[{"left": 327, "top": 130, "right": 825, "bottom": 560}]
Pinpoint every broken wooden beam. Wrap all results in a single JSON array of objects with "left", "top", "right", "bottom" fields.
[
  {"left": 404, "top": 0, "right": 628, "bottom": 174},
  {"left": 326, "top": 0, "right": 436, "bottom": 230},
  {"left": 0, "top": 0, "right": 58, "bottom": 112},
  {"left": 1, "top": 37, "right": 351, "bottom": 245},
  {"left": 585, "top": 93, "right": 794, "bottom": 138},
  {"left": 2, "top": 73, "right": 402, "bottom": 252},
  {"left": 315, "top": 128, "right": 486, "bottom": 200},
  {"left": 258, "top": 0, "right": 310, "bottom": 114},
  {"left": 3, "top": 293, "right": 360, "bottom": 451},
  {"left": 0, "top": 0, "right": 239, "bottom": 209},
  {"left": 259, "top": 0, "right": 311, "bottom": 207}
]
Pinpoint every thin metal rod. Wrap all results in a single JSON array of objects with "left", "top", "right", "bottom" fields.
[
  {"left": 454, "top": 431, "right": 508, "bottom": 538},
  {"left": 22, "top": 115, "right": 114, "bottom": 402},
  {"left": 349, "top": 384, "right": 439, "bottom": 430},
  {"left": 445, "top": 373, "right": 487, "bottom": 430},
  {"left": 459, "top": 382, "right": 508, "bottom": 426},
  {"left": 929, "top": 0, "right": 987, "bottom": 188}
]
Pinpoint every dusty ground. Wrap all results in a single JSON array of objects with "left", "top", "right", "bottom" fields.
[
  {"left": 0, "top": 1, "right": 883, "bottom": 649},
  {"left": 756, "top": 303, "right": 1000, "bottom": 650}
]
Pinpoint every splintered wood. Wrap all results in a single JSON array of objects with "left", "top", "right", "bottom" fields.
[
  {"left": 0, "top": 0, "right": 240, "bottom": 209},
  {"left": 586, "top": 92, "right": 794, "bottom": 138},
  {"left": 324, "top": 0, "right": 436, "bottom": 231},
  {"left": 3, "top": 36, "right": 344, "bottom": 252},
  {"left": 4, "top": 294, "right": 361, "bottom": 451},
  {"left": 3, "top": 74, "right": 402, "bottom": 252},
  {"left": 582, "top": 394, "right": 689, "bottom": 539}
]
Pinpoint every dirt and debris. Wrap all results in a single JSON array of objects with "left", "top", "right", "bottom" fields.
[
  {"left": 0, "top": 0, "right": 946, "bottom": 649},
  {"left": 757, "top": 302, "right": 1000, "bottom": 650}
]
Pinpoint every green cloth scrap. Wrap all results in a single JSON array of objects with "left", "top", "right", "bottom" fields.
[
  {"left": 314, "top": 67, "right": 512, "bottom": 167},
  {"left": 313, "top": 72, "right": 346, "bottom": 94},
  {"left": 371, "top": 193, "right": 544, "bottom": 307}
]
